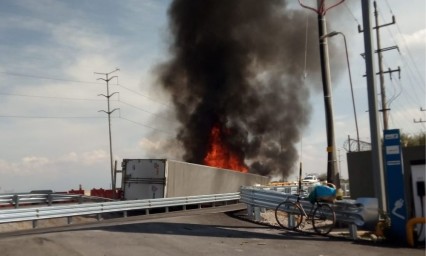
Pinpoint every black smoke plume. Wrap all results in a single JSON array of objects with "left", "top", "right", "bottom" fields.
[{"left": 156, "top": 0, "right": 331, "bottom": 178}]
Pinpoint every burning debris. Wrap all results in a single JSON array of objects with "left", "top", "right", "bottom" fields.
[
  {"left": 155, "top": 0, "right": 331, "bottom": 178},
  {"left": 204, "top": 124, "right": 248, "bottom": 173}
]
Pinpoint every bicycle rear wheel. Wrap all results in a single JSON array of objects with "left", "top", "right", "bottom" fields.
[
  {"left": 312, "top": 203, "right": 335, "bottom": 235},
  {"left": 275, "top": 201, "right": 303, "bottom": 230}
]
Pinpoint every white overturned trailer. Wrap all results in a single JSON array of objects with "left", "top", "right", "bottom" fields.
[{"left": 121, "top": 159, "right": 269, "bottom": 200}]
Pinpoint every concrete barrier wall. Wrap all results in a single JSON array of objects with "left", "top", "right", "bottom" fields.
[{"left": 165, "top": 160, "right": 270, "bottom": 197}]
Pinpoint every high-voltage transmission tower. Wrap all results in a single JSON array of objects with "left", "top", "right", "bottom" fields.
[
  {"left": 95, "top": 68, "right": 120, "bottom": 191},
  {"left": 359, "top": 1, "right": 400, "bottom": 130}
]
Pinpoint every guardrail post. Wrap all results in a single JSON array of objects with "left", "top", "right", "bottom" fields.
[
  {"left": 247, "top": 205, "right": 254, "bottom": 218},
  {"left": 67, "top": 216, "right": 73, "bottom": 225},
  {"left": 145, "top": 209, "right": 150, "bottom": 215},
  {"left": 47, "top": 194, "right": 53, "bottom": 206},
  {"left": 349, "top": 224, "right": 358, "bottom": 240},
  {"left": 254, "top": 206, "right": 261, "bottom": 221},
  {"left": 183, "top": 205, "right": 187, "bottom": 210},
  {"left": 32, "top": 220, "right": 38, "bottom": 229},
  {"left": 12, "top": 194, "right": 19, "bottom": 208},
  {"left": 78, "top": 195, "right": 83, "bottom": 204},
  {"left": 97, "top": 213, "right": 102, "bottom": 221},
  {"left": 288, "top": 215, "right": 296, "bottom": 228},
  {"left": 123, "top": 211, "right": 127, "bottom": 218}
]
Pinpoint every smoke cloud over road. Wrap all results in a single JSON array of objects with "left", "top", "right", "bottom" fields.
[{"left": 155, "top": 0, "right": 332, "bottom": 178}]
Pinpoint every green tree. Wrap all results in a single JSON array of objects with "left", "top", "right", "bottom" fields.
[{"left": 401, "top": 131, "right": 426, "bottom": 147}]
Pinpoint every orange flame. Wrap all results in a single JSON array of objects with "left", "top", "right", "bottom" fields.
[{"left": 204, "top": 125, "right": 248, "bottom": 173}]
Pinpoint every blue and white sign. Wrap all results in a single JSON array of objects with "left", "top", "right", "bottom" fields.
[{"left": 384, "top": 129, "right": 407, "bottom": 241}]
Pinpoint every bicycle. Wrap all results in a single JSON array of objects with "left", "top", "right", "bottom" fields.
[{"left": 274, "top": 192, "right": 336, "bottom": 235}]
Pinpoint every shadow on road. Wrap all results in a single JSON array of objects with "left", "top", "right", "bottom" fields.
[{"left": 94, "top": 219, "right": 332, "bottom": 243}]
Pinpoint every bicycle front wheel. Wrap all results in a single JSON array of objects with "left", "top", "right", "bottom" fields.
[
  {"left": 275, "top": 201, "right": 303, "bottom": 230},
  {"left": 312, "top": 203, "right": 335, "bottom": 235}
]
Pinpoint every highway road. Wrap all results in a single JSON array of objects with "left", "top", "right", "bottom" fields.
[{"left": 0, "top": 205, "right": 423, "bottom": 256}]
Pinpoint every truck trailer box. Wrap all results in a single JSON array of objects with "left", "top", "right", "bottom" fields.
[{"left": 121, "top": 159, "right": 269, "bottom": 200}]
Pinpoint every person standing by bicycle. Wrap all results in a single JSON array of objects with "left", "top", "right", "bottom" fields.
[{"left": 308, "top": 183, "right": 336, "bottom": 204}]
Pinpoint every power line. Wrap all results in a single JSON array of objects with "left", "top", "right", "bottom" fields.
[
  {"left": 0, "top": 92, "right": 103, "bottom": 101},
  {"left": 0, "top": 70, "right": 174, "bottom": 109},
  {"left": 377, "top": 12, "right": 425, "bottom": 95},
  {"left": 381, "top": 58, "right": 422, "bottom": 107},
  {"left": 118, "top": 115, "right": 176, "bottom": 136},
  {"left": 343, "top": 1, "right": 361, "bottom": 26},
  {"left": 380, "top": 1, "right": 426, "bottom": 87},
  {"left": 0, "top": 71, "right": 103, "bottom": 85},
  {"left": 0, "top": 91, "right": 180, "bottom": 128},
  {"left": 117, "top": 99, "right": 175, "bottom": 124},
  {"left": 115, "top": 83, "right": 172, "bottom": 109},
  {"left": 0, "top": 112, "right": 178, "bottom": 136},
  {"left": 0, "top": 69, "right": 180, "bottom": 137},
  {"left": 0, "top": 115, "right": 105, "bottom": 119}
]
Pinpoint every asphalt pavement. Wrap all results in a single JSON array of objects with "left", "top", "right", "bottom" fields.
[{"left": 0, "top": 205, "right": 424, "bottom": 256}]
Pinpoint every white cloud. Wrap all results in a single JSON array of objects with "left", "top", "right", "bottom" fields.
[
  {"left": 22, "top": 156, "right": 50, "bottom": 167},
  {"left": 58, "top": 152, "right": 79, "bottom": 163},
  {"left": 82, "top": 150, "right": 109, "bottom": 165},
  {"left": 0, "top": 150, "right": 108, "bottom": 174},
  {"left": 397, "top": 29, "right": 426, "bottom": 53},
  {"left": 404, "top": 29, "right": 426, "bottom": 44},
  {"left": 0, "top": 149, "right": 112, "bottom": 192}
]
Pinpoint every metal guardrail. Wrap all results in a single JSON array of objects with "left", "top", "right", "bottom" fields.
[
  {"left": 0, "top": 193, "right": 112, "bottom": 208},
  {"left": 0, "top": 192, "right": 240, "bottom": 226},
  {"left": 240, "top": 186, "right": 379, "bottom": 228},
  {"left": 0, "top": 188, "right": 379, "bottom": 240}
]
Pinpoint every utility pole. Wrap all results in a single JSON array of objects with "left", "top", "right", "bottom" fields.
[
  {"left": 360, "top": 1, "right": 400, "bottom": 130},
  {"left": 414, "top": 108, "right": 426, "bottom": 124},
  {"left": 414, "top": 119, "right": 426, "bottom": 123},
  {"left": 299, "top": 0, "right": 344, "bottom": 188},
  {"left": 361, "top": 0, "right": 387, "bottom": 213},
  {"left": 95, "top": 68, "right": 120, "bottom": 191}
]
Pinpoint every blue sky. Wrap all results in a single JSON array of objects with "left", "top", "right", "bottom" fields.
[{"left": 0, "top": 0, "right": 424, "bottom": 192}]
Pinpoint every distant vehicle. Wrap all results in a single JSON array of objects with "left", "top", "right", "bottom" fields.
[{"left": 302, "top": 174, "right": 319, "bottom": 184}]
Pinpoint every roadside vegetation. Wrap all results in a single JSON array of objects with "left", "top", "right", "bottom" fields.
[{"left": 401, "top": 131, "right": 426, "bottom": 147}]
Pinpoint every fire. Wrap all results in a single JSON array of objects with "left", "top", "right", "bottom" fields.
[{"left": 204, "top": 125, "right": 248, "bottom": 173}]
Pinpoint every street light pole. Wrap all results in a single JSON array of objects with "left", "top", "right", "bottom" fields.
[{"left": 321, "top": 31, "right": 361, "bottom": 152}]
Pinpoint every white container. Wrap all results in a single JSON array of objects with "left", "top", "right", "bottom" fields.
[{"left": 121, "top": 159, "right": 270, "bottom": 200}]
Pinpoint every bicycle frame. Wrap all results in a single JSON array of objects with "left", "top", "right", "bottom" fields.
[
  {"left": 294, "top": 195, "right": 318, "bottom": 224},
  {"left": 275, "top": 193, "right": 336, "bottom": 235}
]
